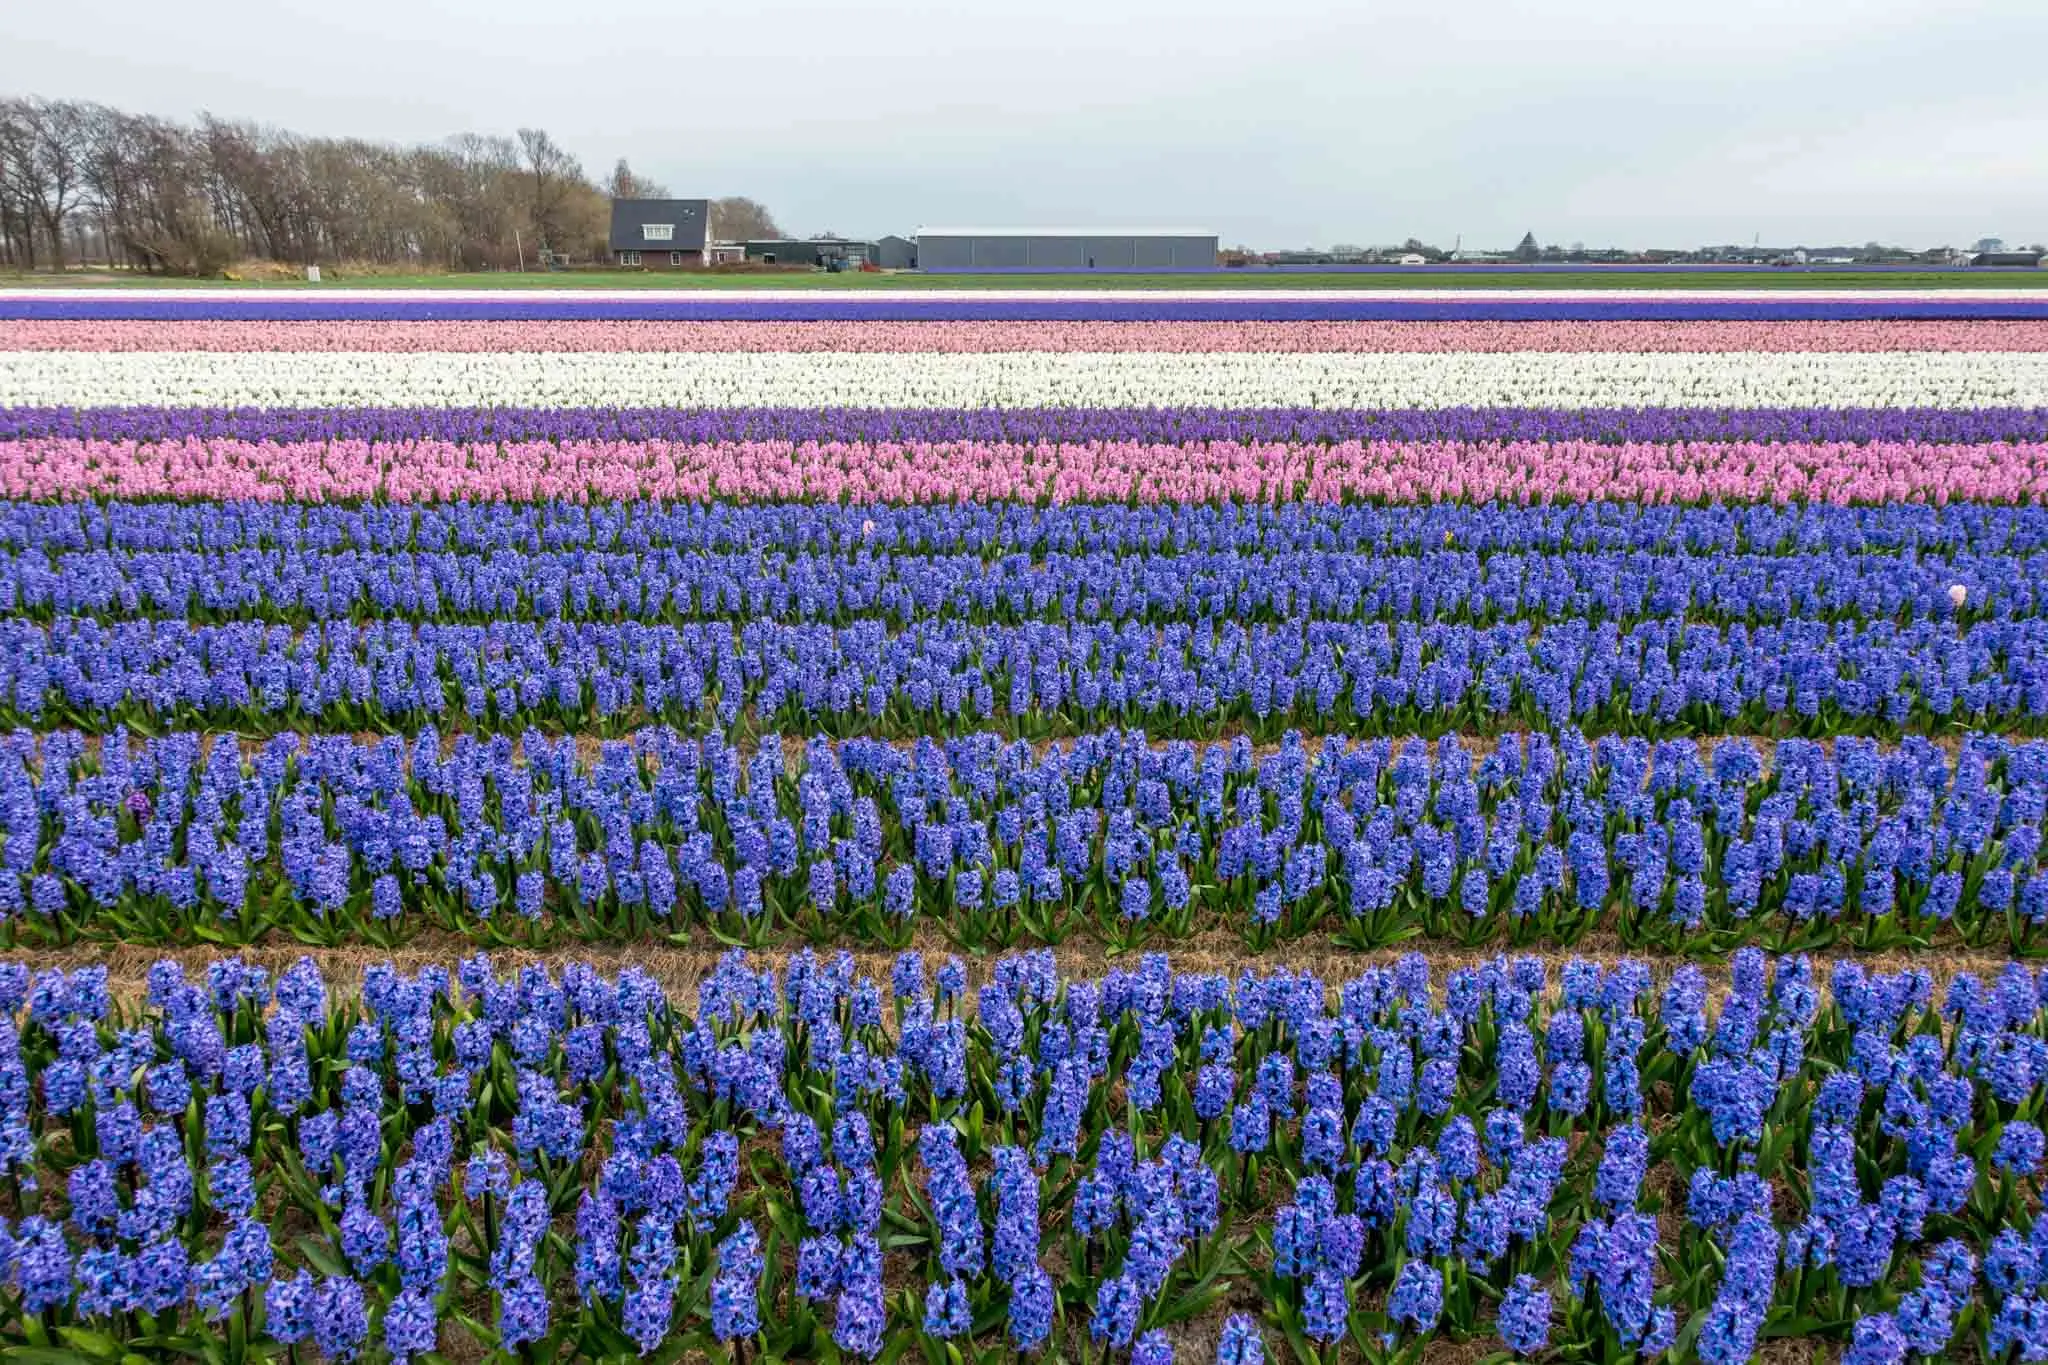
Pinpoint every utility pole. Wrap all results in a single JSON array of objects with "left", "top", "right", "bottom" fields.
[{"left": 514, "top": 228, "right": 526, "bottom": 273}]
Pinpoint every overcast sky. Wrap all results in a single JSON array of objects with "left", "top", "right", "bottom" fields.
[{"left": 6, "top": 0, "right": 2045, "bottom": 249}]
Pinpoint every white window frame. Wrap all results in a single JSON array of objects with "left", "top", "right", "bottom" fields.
[
  {"left": 641, "top": 223, "right": 675, "bottom": 242},
  {"left": 620, "top": 250, "right": 642, "bottom": 266},
  {"left": 670, "top": 251, "right": 685, "bottom": 265}
]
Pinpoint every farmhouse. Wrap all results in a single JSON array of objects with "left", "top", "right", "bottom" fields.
[
  {"left": 915, "top": 227, "right": 1218, "bottom": 272},
  {"left": 609, "top": 198, "right": 711, "bottom": 268}
]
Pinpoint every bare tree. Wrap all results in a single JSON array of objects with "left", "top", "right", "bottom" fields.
[
  {"left": 82, "top": 107, "right": 236, "bottom": 275},
  {"left": 27, "top": 99, "right": 91, "bottom": 267},
  {"left": 0, "top": 101, "right": 37, "bottom": 266},
  {"left": 198, "top": 115, "right": 309, "bottom": 261},
  {"left": 431, "top": 133, "right": 527, "bottom": 269},
  {"left": 517, "top": 127, "right": 586, "bottom": 255},
  {"left": 0, "top": 97, "right": 92, "bottom": 267},
  {"left": 711, "top": 196, "right": 781, "bottom": 241},
  {"left": 608, "top": 158, "right": 668, "bottom": 200}
]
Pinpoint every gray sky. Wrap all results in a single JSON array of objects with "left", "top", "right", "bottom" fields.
[{"left": 6, "top": 0, "right": 2045, "bottom": 249}]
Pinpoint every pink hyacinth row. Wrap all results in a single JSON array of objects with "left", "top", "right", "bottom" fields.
[
  {"left": 5, "top": 437, "right": 2046, "bottom": 505},
  {"left": 11, "top": 319, "right": 2048, "bottom": 353}
]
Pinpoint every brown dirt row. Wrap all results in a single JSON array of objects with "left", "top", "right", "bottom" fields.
[
  {"left": 24, "top": 718, "right": 1988, "bottom": 773},
  {"left": 2, "top": 919, "right": 2029, "bottom": 1005}
]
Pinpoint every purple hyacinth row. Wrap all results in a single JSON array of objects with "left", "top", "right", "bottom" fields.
[
  {"left": 9, "top": 294, "right": 2048, "bottom": 321},
  {"left": 5, "top": 405, "right": 2047, "bottom": 445}
]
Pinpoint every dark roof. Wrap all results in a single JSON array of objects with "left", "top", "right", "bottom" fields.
[
  {"left": 609, "top": 199, "right": 709, "bottom": 252},
  {"left": 1973, "top": 251, "right": 2044, "bottom": 267}
]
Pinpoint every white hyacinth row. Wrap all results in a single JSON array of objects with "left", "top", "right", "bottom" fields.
[{"left": 5, "top": 349, "right": 2048, "bottom": 410}]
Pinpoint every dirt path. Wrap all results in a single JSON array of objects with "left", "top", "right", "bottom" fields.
[{"left": 5, "top": 921, "right": 2026, "bottom": 1003}]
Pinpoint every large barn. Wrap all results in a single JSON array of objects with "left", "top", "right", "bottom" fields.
[{"left": 915, "top": 227, "right": 1217, "bottom": 272}]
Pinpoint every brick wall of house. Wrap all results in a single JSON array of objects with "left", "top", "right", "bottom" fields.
[{"left": 614, "top": 249, "right": 705, "bottom": 269}]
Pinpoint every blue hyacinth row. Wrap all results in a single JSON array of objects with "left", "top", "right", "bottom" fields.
[
  {"left": 0, "top": 949, "right": 2041, "bottom": 1365},
  {"left": 3, "top": 616, "right": 2044, "bottom": 740},
  {"left": 4, "top": 726, "right": 2045, "bottom": 953}
]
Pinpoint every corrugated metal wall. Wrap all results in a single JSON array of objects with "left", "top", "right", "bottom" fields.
[{"left": 919, "top": 235, "right": 1218, "bottom": 271}]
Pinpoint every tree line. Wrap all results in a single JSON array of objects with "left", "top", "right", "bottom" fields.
[{"left": 0, "top": 95, "right": 781, "bottom": 275}]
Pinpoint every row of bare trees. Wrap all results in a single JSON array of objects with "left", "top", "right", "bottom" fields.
[{"left": 0, "top": 96, "right": 780, "bottom": 274}]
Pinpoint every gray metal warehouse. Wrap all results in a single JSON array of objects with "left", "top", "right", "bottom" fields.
[{"left": 915, "top": 227, "right": 1218, "bottom": 272}]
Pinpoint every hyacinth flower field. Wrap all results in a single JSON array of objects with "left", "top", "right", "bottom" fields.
[{"left": 4, "top": 288, "right": 2048, "bottom": 1365}]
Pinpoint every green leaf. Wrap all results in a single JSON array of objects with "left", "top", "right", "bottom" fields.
[
  {"left": 55, "top": 1329, "right": 122, "bottom": 1361},
  {"left": 1153, "top": 1283, "right": 1226, "bottom": 1326},
  {"left": 1763, "top": 1314, "right": 1847, "bottom": 1338},
  {"left": 296, "top": 1236, "right": 346, "bottom": 1277}
]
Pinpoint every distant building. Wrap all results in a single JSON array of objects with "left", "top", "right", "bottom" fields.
[
  {"left": 1395, "top": 253, "right": 1427, "bottom": 266},
  {"left": 916, "top": 228, "right": 1218, "bottom": 272},
  {"left": 1974, "top": 251, "right": 2046, "bottom": 267},
  {"left": 706, "top": 242, "right": 746, "bottom": 266},
  {"left": 876, "top": 235, "right": 918, "bottom": 269},
  {"left": 609, "top": 199, "right": 711, "bottom": 268},
  {"left": 744, "top": 238, "right": 876, "bottom": 267},
  {"left": 1702, "top": 245, "right": 1798, "bottom": 265}
]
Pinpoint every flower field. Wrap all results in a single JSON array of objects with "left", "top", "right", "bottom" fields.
[{"left": 2, "top": 285, "right": 2048, "bottom": 1363}]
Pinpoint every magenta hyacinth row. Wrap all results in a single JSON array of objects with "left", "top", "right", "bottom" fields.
[
  {"left": 12, "top": 318, "right": 2048, "bottom": 353},
  {"left": 7, "top": 436, "right": 2046, "bottom": 504}
]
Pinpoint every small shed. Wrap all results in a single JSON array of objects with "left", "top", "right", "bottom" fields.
[
  {"left": 876, "top": 235, "right": 918, "bottom": 270},
  {"left": 744, "top": 238, "right": 877, "bottom": 267}
]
